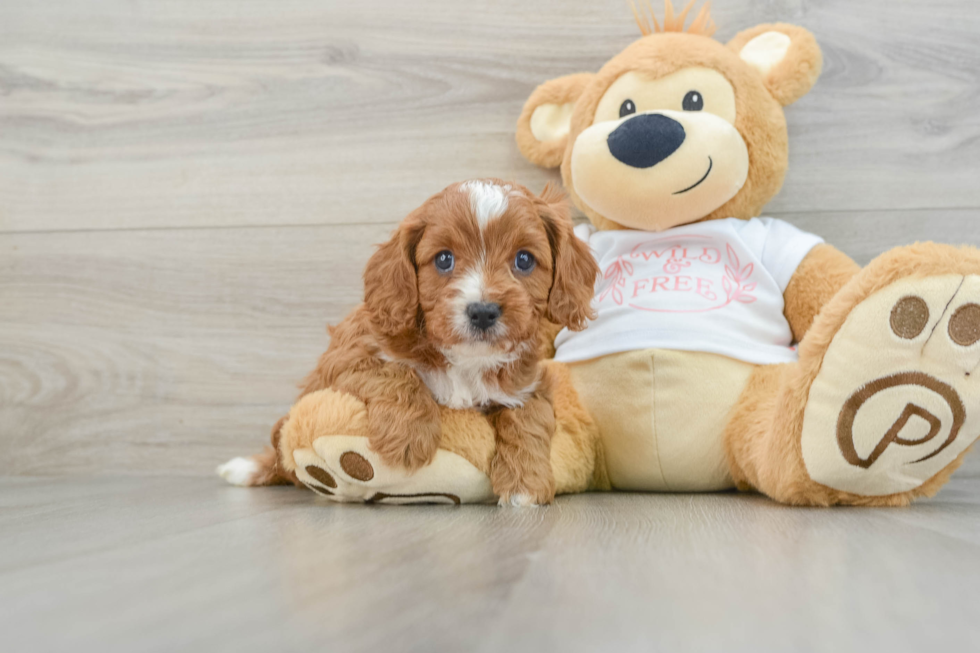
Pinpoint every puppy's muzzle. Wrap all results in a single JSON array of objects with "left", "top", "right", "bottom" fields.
[
  {"left": 466, "top": 302, "right": 501, "bottom": 332},
  {"left": 607, "top": 113, "right": 686, "bottom": 169}
]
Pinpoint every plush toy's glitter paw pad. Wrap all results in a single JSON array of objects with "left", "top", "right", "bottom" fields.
[
  {"left": 291, "top": 435, "right": 495, "bottom": 505},
  {"left": 802, "top": 275, "right": 980, "bottom": 496}
]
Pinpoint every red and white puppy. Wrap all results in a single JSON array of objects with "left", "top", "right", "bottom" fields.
[{"left": 221, "top": 179, "right": 598, "bottom": 505}]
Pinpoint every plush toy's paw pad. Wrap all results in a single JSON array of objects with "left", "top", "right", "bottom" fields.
[
  {"left": 802, "top": 275, "right": 980, "bottom": 496},
  {"left": 497, "top": 493, "right": 542, "bottom": 508},
  {"left": 291, "top": 435, "right": 495, "bottom": 505},
  {"left": 216, "top": 457, "right": 260, "bottom": 487}
]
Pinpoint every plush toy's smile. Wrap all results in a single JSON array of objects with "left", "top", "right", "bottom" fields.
[
  {"left": 674, "top": 157, "right": 713, "bottom": 195},
  {"left": 570, "top": 109, "right": 748, "bottom": 232}
]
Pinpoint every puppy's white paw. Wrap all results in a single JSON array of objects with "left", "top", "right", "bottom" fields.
[
  {"left": 498, "top": 493, "right": 540, "bottom": 508},
  {"left": 216, "top": 457, "right": 259, "bottom": 487}
]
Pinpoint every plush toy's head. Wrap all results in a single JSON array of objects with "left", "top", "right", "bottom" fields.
[{"left": 516, "top": 0, "right": 822, "bottom": 232}]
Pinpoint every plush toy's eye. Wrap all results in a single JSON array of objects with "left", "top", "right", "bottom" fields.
[
  {"left": 619, "top": 99, "right": 636, "bottom": 118},
  {"left": 682, "top": 91, "right": 704, "bottom": 111},
  {"left": 514, "top": 250, "right": 536, "bottom": 274},
  {"left": 434, "top": 250, "right": 455, "bottom": 273}
]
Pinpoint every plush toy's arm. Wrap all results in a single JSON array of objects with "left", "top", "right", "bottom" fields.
[{"left": 783, "top": 244, "right": 860, "bottom": 341}]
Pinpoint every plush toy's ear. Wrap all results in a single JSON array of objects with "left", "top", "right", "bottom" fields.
[
  {"left": 728, "top": 23, "right": 822, "bottom": 106},
  {"left": 516, "top": 73, "right": 594, "bottom": 168}
]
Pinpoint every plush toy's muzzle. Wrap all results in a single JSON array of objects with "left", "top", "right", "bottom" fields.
[{"left": 571, "top": 108, "right": 749, "bottom": 232}]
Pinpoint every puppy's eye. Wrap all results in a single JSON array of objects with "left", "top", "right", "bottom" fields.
[
  {"left": 514, "top": 250, "right": 536, "bottom": 274},
  {"left": 434, "top": 250, "right": 454, "bottom": 273},
  {"left": 682, "top": 91, "right": 704, "bottom": 111},
  {"left": 619, "top": 99, "right": 636, "bottom": 118}
]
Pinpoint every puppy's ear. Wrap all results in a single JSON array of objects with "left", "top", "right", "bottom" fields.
[
  {"left": 516, "top": 73, "right": 594, "bottom": 169},
  {"left": 537, "top": 184, "right": 598, "bottom": 331},
  {"left": 363, "top": 210, "right": 425, "bottom": 337}
]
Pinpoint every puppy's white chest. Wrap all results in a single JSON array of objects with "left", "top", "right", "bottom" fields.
[
  {"left": 418, "top": 365, "right": 498, "bottom": 409},
  {"left": 419, "top": 348, "right": 527, "bottom": 409}
]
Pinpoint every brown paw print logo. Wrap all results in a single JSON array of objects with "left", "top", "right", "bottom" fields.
[
  {"left": 948, "top": 303, "right": 980, "bottom": 349},
  {"left": 301, "top": 451, "right": 374, "bottom": 495},
  {"left": 836, "top": 295, "right": 977, "bottom": 469},
  {"left": 303, "top": 465, "right": 337, "bottom": 496},
  {"left": 301, "top": 450, "right": 463, "bottom": 504}
]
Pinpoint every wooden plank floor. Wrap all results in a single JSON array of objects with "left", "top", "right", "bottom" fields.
[
  {"left": 3, "top": 474, "right": 980, "bottom": 653},
  {"left": 3, "top": 1, "right": 980, "bottom": 650},
  {"left": 2, "top": 0, "right": 980, "bottom": 476}
]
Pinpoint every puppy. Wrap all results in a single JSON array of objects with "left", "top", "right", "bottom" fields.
[{"left": 220, "top": 179, "right": 598, "bottom": 505}]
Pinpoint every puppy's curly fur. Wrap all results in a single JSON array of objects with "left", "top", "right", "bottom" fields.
[{"left": 227, "top": 180, "right": 598, "bottom": 504}]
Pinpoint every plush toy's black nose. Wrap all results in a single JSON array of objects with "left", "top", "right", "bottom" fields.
[
  {"left": 466, "top": 302, "right": 501, "bottom": 331},
  {"left": 607, "top": 113, "right": 686, "bottom": 169}
]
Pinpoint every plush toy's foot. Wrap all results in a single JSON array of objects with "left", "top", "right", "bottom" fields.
[
  {"left": 291, "top": 435, "right": 494, "bottom": 504},
  {"left": 801, "top": 273, "right": 980, "bottom": 498},
  {"left": 279, "top": 388, "right": 495, "bottom": 505}
]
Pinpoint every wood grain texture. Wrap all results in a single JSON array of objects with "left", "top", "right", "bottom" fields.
[
  {"left": 2, "top": 212, "right": 979, "bottom": 476},
  {"left": 2, "top": 0, "right": 980, "bottom": 233},
  {"left": 1, "top": 0, "right": 980, "bottom": 477},
  {"left": 0, "top": 223, "right": 389, "bottom": 474},
  {"left": 2, "top": 476, "right": 980, "bottom": 652}
]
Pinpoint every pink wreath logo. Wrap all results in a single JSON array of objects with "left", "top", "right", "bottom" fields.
[
  {"left": 721, "top": 244, "right": 758, "bottom": 305},
  {"left": 599, "top": 237, "right": 757, "bottom": 313}
]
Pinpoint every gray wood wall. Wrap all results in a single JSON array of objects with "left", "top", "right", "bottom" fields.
[{"left": 2, "top": 0, "right": 979, "bottom": 476}]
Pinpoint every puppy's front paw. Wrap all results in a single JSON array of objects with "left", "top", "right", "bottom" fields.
[
  {"left": 497, "top": 493, "right": 543, "bottom": 508},
  {"left": 368, "top": 420, "right": 441, "bottom": 472},
  {"left": 490, "top": 457, "right": 555, "bottom": 507}
]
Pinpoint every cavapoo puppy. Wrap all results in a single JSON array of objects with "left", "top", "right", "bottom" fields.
[{"left": 220, "top": 179, "right": 598, "bottom": 505}]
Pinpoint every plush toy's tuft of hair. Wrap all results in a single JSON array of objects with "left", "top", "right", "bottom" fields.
[{"left": 628, "top": 0, "right": 717, "bottom": 38}]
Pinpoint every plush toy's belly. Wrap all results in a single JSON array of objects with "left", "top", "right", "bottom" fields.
[{"left": 568, "top": 349, "right": 755, "bottom": 491}]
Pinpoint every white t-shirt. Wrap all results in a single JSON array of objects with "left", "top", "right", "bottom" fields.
[{"left": 554, "top": 217, "right": 824, "bottom": 365}]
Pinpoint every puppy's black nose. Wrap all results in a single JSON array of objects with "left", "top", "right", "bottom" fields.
[
  {"left": 607, "top": 113, "right": 686, "bottom": 169},
  {"left": 466, "top": 302, "right": 501, "bottom": 331}
]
